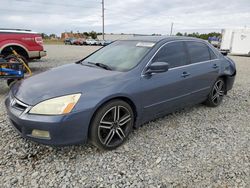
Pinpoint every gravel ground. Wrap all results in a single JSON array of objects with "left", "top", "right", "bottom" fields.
[{"left": 0, "top": 45, "right": 249, "bottom": 187}]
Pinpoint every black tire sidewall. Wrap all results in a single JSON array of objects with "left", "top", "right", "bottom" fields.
[
  {"left": 89, "top": 100, "right": 134, "bottom": 150},
  {"left": 5, "top": 54, "right": 28, "bottom": 64},
  {"left": 7, "top": 79, "right": 16, "bottom": 87},
  {"left": 5, "top": 54, "right": 29, "bottom": 73},
  {"left": 206, "top": 78, "right": 225, "bottom": 107}
]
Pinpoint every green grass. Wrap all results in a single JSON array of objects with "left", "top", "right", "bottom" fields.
[{"left": 43, "top": 40, "right": 64, "bottom": 45}]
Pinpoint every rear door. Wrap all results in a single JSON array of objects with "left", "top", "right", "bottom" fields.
[{"left": 183, "top": 41, "right": 220, "bottom": 103}]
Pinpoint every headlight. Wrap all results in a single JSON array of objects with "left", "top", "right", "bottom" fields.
[{"left": 29, "top": 94, "right": 81, "bottom": 115}]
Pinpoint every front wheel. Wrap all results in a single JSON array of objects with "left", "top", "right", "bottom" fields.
[
  {"left": 89, "top": 100, "right": 134, "bottom": 150},
  {"left": 205, "top": 78, "right": 225, "bottom": 107}
]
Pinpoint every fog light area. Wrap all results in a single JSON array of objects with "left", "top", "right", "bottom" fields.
[{"left": 31, "top": 129, "right": 51, "bottom": 139}]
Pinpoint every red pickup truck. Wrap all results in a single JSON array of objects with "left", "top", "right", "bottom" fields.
[{"left": 0, "top": 29, "right": 46, "bottom": 63}]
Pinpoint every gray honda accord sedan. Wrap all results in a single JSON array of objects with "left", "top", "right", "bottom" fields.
[{"left": 5, "top": 36, "right": 236, "bottom": 150}]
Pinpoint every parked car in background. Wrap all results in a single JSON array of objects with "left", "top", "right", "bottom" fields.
[
  {"left": 74, "top": 38, "right": 86, "bottom": 45},
  {"left": 95, "top": 40, "right": 113, "bottom": 46},
  {"left": 97, "top": 40, "right": 106, "bottom": 46},
  {"left": 64, "top": 38, "right": 76, "bottom": 45},
  {"left": 103, "top": 40, "right": 113, "bottom": 46},
  {"left": 95, "top": 39, "right": 102, "bottom": 46},
  {"left": 5, "top": 36, "right": 236, "bottom": 150},
  {"left": 72, "top": 39, "right": 81, "bottom": 45},
  {"left": 208, "top": 36, "right": 221, "bottom": 48},
  {"left": 85, "top": 38, "right": 97, "bottom": 45},
  {"left": 0, "top": 29, "right": 46, "bottom": 63}
]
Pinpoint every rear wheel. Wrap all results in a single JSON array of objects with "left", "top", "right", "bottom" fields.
[
  {"left": 90, "top": 100, "right": 134, "bottom": 150},
  {"left": 205, "top": 78, "right": 225, "bottom": 107},
  {"left": 5, "top": 54, "right": 29, "bottom": 73}
]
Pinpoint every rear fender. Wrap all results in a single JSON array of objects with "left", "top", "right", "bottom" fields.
[
  {"left": 220, "top": 57, "right": 237, "bottom": 93},
  {"left": 0, "top": 41, "right": 29, "bottom": 55}
]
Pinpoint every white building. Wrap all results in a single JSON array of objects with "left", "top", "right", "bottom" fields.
[
  {"left": 97, "top": 34, "right": 134, "bottom": 41},
  {"left": 97, "top": 34, "right": 156, "bottom": 41}
]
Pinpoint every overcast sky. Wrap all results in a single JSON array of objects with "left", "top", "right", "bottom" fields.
[{"left": 1, "top": 0, "right": 250, "bottom": 35}]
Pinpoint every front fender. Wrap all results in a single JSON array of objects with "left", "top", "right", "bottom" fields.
[{"left": 74, "top": 81, "right": 142, "bottom": 127}]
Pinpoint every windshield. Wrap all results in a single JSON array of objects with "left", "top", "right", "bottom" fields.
[{"left": 83, "top": 41, "right": 153, "bottom": 71}]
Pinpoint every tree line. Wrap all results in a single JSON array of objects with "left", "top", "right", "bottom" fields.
[
  {"left": 176, "top": 32, "right": 221, "bottom": 40},
  {"left": 41, "top": 31, "right": 222, "bottom": 40},
  {"left": 41, "top": 31, "right": 100, "bottom": 40}
]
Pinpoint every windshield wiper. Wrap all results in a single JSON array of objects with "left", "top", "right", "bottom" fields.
[{"left": 87, "top": 62, "right": 113, "bottom": 70}]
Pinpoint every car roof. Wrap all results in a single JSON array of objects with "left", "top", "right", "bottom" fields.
[{"left": 124, "top": 35, "right": 204, "bottom": 43}]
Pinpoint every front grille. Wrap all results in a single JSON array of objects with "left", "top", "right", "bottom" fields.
[
  {"left": 13, "top": 101, "right": 27, "bottom": 111},
  {"left": 10, "top": 95, "right": 30, "bottom": 114}
]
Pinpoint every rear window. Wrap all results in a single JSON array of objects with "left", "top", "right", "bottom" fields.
[
  {"left": 186, "top": 41, "right": 210, "bottom": 64},
  {"left": 208, "top": 47, "right": 217, "bottom": 60}
]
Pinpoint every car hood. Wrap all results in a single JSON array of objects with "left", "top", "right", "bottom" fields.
[{"left": 11, "top": 63, "right": 122, "bottom": 105}]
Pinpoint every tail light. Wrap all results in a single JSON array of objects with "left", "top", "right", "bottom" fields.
[{"left": 35, "top": 37, "right": 43, "bottom": 45}]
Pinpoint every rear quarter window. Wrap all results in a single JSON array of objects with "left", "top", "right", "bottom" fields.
[
  {"left": 186, "top": 41, "right": 211, "bottom": 64},
  {"left": 208, "top": 47, "right": 218, "bottom": 60}
]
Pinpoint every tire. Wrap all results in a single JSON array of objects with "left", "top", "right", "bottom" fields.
[
  {"left": 5, "top": 54, "right": 28, "bottom": 65},
  {"left": 7, "top": 79, "right": 17, "bottom": 87},
  {"left": 5, "top": 54, "right": 29, "bottom": 73},
  {"left": 89, "top": 100, "right": 134, "bottom": 150},
  {"left": 205, "top": 78, "right": 225, "bottom": 107}
]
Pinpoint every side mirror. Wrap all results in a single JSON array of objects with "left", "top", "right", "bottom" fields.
[
  {"left": 220, "top": 50, "right": 228, "bottom": 56},
  {"left": 145, "top": 62, "right": 169, "bottom": 74}
]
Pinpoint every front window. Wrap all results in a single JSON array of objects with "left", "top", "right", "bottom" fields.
[{"left": 84, "top": 41, "right": 153, "bottom": 71}]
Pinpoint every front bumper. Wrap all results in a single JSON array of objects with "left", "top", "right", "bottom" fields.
[{"left": 4, "top": 96, "right": 92, "bottom": 146}]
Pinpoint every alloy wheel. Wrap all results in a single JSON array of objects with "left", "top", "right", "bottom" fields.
[
  {"left": 211, "top": 80, "right": 224, "bottom": 105},
  {"left": 98, "top": 105, "right": 132, "bottom": 147}
]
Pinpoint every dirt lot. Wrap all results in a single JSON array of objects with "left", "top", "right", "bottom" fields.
[{"left": 0, "top": 45, "right": 250, "bottom": 187}]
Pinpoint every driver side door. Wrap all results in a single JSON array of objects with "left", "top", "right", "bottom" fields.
[{"left": 140, "top": 41, "right": 191, "bottom": 122}]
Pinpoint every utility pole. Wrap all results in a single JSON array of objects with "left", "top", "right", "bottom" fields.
[
  {"left": 170, "top": 22, "right": 174, "bottom": 36},
  {"left": 102, "top": 0, "right": 105, "bottom": 40}
]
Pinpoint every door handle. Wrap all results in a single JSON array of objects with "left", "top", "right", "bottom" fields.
[
  {"left": 181, "top": 72, "right": 191, "bottom": 78},
  {"left": 213, "top": 64, "right": 219, "bottom": 69}
]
